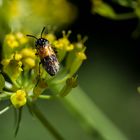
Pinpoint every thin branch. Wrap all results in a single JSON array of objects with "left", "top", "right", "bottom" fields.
[{"left": 14, "top": 107, "right": 23, "bottom": 137}]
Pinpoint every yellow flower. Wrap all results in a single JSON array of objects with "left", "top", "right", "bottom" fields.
[
  {"left": 45, "top": 33, "right": 56, "bottom": 42},
  {"left": 10, "top": 90, "right": 27, "bottom": 108},
  {"left": 75, "top": 35, "right": 88, "bottom": 51},
  {"left": 20, "top": 48, "right": 36, "bottom": 58},
  {"left": 13, "top": 53, "right": 22, "bottom": 61},
  {"left": 20, "top": 48, "right": 36, "bottom": 69},
  {"left": 16, "top": 32, "right": 28, "bottom": 44},
  {"left": 66, "top": 49, "right": 87, "bottom": 76},
  {"left": 1, "top": 59, "right": 11, "bottom": 66},
  {"left": 23, "top": 58, "right": 36, "bottom": 68},
  {"left": 5, "top": 34, "right": 19, "bottom": 48},
  {"left": 53, "top": 31, "right": 74, "bottom": 51}
]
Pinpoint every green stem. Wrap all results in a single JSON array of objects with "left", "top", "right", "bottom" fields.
[
  {"left": 61, "top": 87, "right": 128, "bottom": 140},
  {"left": 29, "top": 102, "right": 64, "bottom": 140},
  {"left": 11, "top": 79, "right": 21, "bottom": 89},
  {"left": 15, "top": 107, "right": 23, "bottom": 137},
  {"left": 53, "top": 74, "right": 70, "bottom": 84}
]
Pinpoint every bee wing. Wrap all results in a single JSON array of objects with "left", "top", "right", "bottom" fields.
[
  {"left": 41, "top": 55, "right": 59, "bottom": 76},
  {"left": 49, "top": 43, "right": 58, "bottom": 54}
]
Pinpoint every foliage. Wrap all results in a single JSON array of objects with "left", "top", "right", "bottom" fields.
[
  {"left": 91, "top": 0, "right": 140, "bottom": 37},
  {"left": 91, "top": 0, "right": 137, "bottom": 19}
]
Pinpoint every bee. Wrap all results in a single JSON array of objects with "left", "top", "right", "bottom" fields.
[{"left": 26, "top": 27, "right": 59, "bottom": 76}]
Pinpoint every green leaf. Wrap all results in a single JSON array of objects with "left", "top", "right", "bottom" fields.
[
  {"left": 93, "top": 2, "right": 116, "bottom": 19},
  {"left": 113, "top": 0, "right": 134, "bottom": 7},
  {"left": 0, "top": 74, "right": 5, "bottom": 91},
  {"left": 92, "top": 1, "right": 136, "bottom": 20}
]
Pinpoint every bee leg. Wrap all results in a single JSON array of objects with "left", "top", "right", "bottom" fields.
[
  {"left": 35, "top": 52, "right": 38, "bottom": 56},
  {"left": 35, "top": 77, "right": 40, "bottom": 87},
  {"left": 35, "top": 62, "right": 41, "bottom": 87},
  {"left": 38, "top": 61, "right": 41, "bottom": 77}
]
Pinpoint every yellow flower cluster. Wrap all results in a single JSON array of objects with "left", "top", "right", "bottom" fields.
[
  {"left": 5, "top": 32, "right": 28, "bottom": 49},
  {"left": 1, "top": 48, "right": 36, "bottom": 80},
  {"left": 2, "top": 32, "right": 36, "bottom": 81},
  {"left": 1, "top": 30, "right": 87, "bottom": 109},
  {"left": 53, "top": 31, "right": 74, "bottom": 51},
  {"left": 5, "top": 34, "right": 19, "bottom": 49},
  {"left": 1, "top": 48, "right": 35, "bottom": 80},
  {"left": 20, "top": 48, "right": 36, "bottom": 68}
]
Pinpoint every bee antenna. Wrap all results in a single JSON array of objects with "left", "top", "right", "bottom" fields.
[
  {"left": 41, "top": 27, "right": 46, "bottom": 38},
  {"left": 26, "top": 35, "right": 38, "bottom": 40}
]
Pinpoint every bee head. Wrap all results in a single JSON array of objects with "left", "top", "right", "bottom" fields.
[
  {"left": 35, "top": 38, "right": 49, "bottom": 47},
  {"left": 27, "top": 27, "right": 49, "bottom": 48}
]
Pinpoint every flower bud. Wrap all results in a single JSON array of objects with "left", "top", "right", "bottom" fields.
[{"left": 59, "top": 76, "right": 78, "bottom": 97}]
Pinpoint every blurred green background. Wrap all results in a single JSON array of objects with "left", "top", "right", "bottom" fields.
[{"left": 0, "top": 0, "right": 140, "bottom": 140}]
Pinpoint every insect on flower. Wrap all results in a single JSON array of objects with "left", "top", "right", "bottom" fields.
[{"left": 26, "top": 27, "right": 60, "bottom": 76}]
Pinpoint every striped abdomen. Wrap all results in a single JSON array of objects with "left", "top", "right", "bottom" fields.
[{"left": 41, "top": 54, "right": 59, "bottom": 76}]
